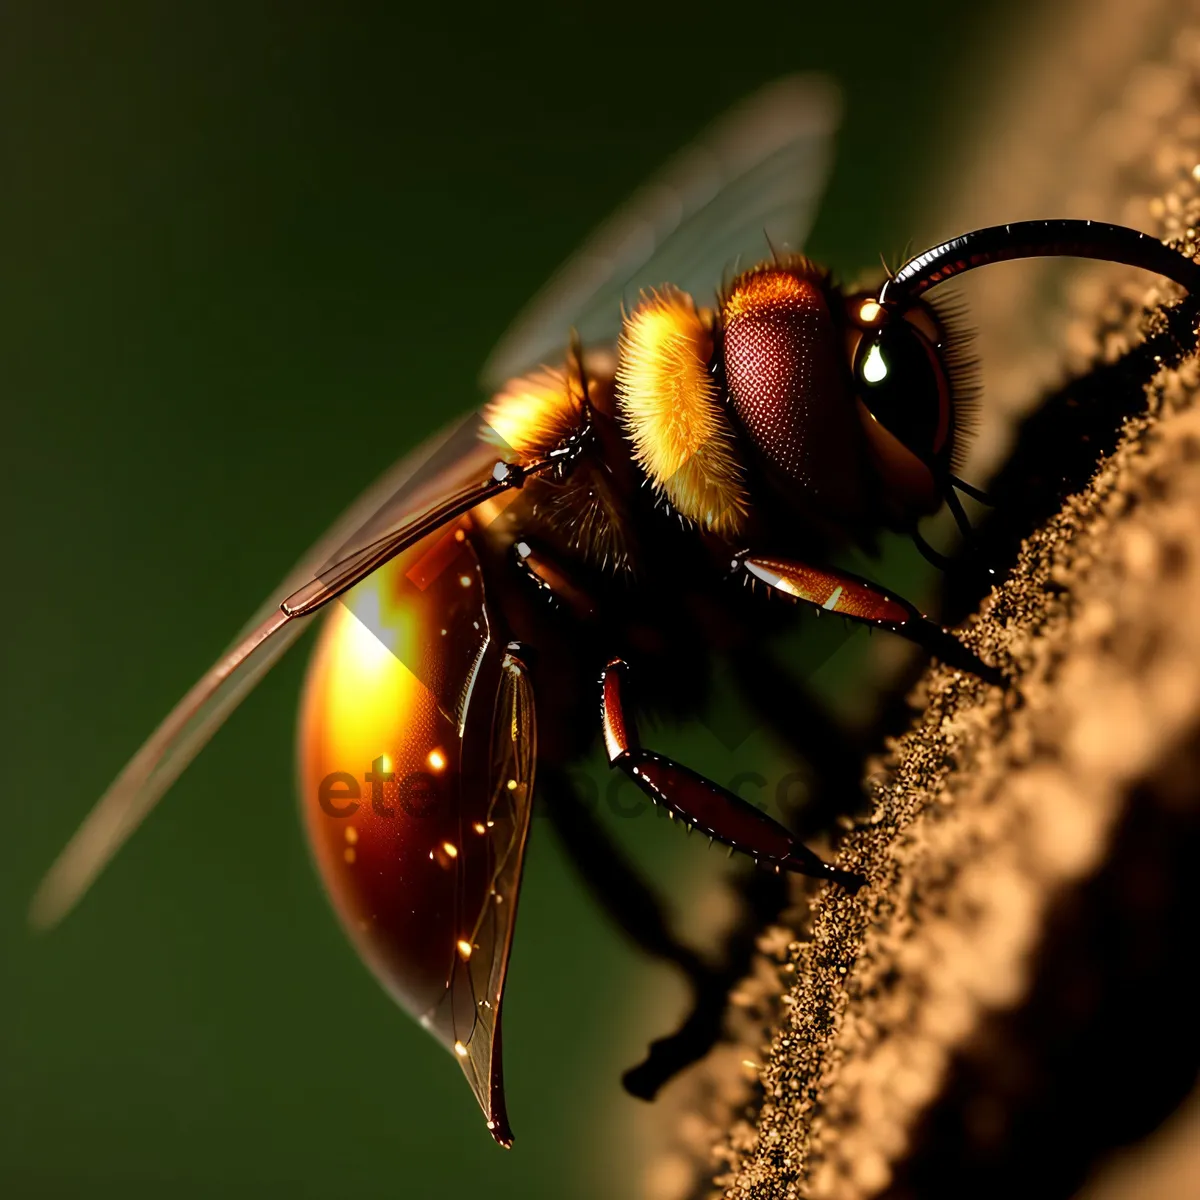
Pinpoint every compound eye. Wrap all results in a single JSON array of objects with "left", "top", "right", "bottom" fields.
[{"left": 853, "top": 316, "right": 951, "bottom": 462}]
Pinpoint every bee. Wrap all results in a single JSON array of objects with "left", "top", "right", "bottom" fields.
[{"left": 31, "top": 76, "right": 1200, "bottom": 1148}]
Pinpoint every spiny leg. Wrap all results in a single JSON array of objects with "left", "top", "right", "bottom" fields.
[
  {"left": 735, "top": 551, "right": 1007, "bottom": 687},
  {"left": 517, "top": 540, "right": 862, "bottom": 1093},
  {"left": 516, "top": 537, "right": 729, "bottom": 972},
  {"left": 600, "top": 658, "right": 866, "bottom": 891}
]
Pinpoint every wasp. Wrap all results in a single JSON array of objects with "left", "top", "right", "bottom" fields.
[{"left": 30, "top": 76, "right": 1200, "bottom": 1148}]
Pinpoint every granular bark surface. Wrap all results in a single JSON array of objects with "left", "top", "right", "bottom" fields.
[{"left": 646, "top": 13, "right": 1200, "bottom": 1200}]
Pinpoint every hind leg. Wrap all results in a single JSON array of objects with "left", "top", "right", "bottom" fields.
[{"left": 600, "top": 658, "right": 866, "bottom": 890}]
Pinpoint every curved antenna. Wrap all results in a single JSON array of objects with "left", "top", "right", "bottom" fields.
[{"left": 879, "top": 219, "right": 1200, "bottom": 305}]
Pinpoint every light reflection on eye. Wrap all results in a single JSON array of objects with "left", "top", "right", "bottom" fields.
[
  {"left": 859, "top": 299, "right": 882, "bottom": 323},
  {"left": 862, "top": 341, "right": 889, "bottom": 384}
]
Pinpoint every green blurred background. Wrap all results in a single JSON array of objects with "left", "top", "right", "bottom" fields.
[{"left": 2, "top": 3, "right": 1019, "bottom": 1196}]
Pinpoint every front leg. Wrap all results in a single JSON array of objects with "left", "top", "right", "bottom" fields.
[
  {"left": 735, "top": 551, "right": 1007, "bottom": 687},
  {"left": 600, "top": 658, "right": 865, "bottom": 892}
]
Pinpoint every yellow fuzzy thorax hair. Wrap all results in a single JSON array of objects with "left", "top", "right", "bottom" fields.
[
  {"left": 482, "top": 361, "right": 631, "bottom": 571},
  {"left": 482, "top": 364, "right": 583, "bottom": 458},
  {"left": 616, "top": 288, "right": 749, "bottom": 537}
]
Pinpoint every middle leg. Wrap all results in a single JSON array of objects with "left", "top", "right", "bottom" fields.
[{"left": 600, "top": 657, "right": 867, "bottom": 892}]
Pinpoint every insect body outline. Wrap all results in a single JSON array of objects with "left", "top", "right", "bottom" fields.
[{"left": 31, "top": 75, "right": 1200, "bottom": 1147}]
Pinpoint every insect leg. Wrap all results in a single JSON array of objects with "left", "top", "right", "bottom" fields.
[
  {"left": 600, "top": 658, "right": 865, "bottom": 892},
  {"left": 281, "top": 426, "right": 592, "bottom": 621},
  {"left": 948, "top": 472, "right": 995, "bottom": 506},
  {"left": 511, "top": 539, "right": 597, "bottom": 621},
  {"left": 509, "top": 542, "right": 730, "bottom": 962},
  {"left": 735, "top": 551, "right": 1007, "bottom": 687},
  {"left": 911, "top": 525, "right": 959, "bottom": 571},
  {"left": 911, "top": 495, "right": 1001, "bottom": 583}
]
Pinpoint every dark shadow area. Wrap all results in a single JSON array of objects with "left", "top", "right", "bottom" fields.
[
  {"left": 945, "top": 295, "right": 1200, "bottom": 624},
  {"left": 539, "top": 763, "right": 789, "bottom": 1100},
  {"left": 864, "top": 294, "right": 1200, "bottom": 750},
  {"left": 880, "top": 724, "right": 1200, "bottom": 1200}
]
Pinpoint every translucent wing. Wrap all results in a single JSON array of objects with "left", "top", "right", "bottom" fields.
[
  {"left": 297, "top": 529, "right": 535, "bottom": 1144},
  {"left": 438, "top": 647, "right": 536, "bottom": 1146},
  {"left": 480, "top": 73, "right": 841, "bottom": 390},
  {"left": 30, "top": 412, "right": 515, "bottom": 930},
  {"left": 35, "top": 75, "right": 838, "bottom": 930}
]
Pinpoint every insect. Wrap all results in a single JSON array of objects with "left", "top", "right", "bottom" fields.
[{"left": 31, "top": 76, "right": 1200, "bottom": 1148}]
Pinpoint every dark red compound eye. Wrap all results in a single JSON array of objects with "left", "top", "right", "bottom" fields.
[
  {"left": 853, "top": 313, "right": 953, "bottom": 462},
  {"left": 721, "top": 264, "right": 863, "bottom": 512}
]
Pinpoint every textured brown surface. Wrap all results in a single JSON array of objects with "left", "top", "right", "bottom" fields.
[
  {"left": 700, "top": 282, "right": 1200, "bottom": 1200},
  {"left": 646, "top": 11, "right": 1200, "bottom": 1199}
]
